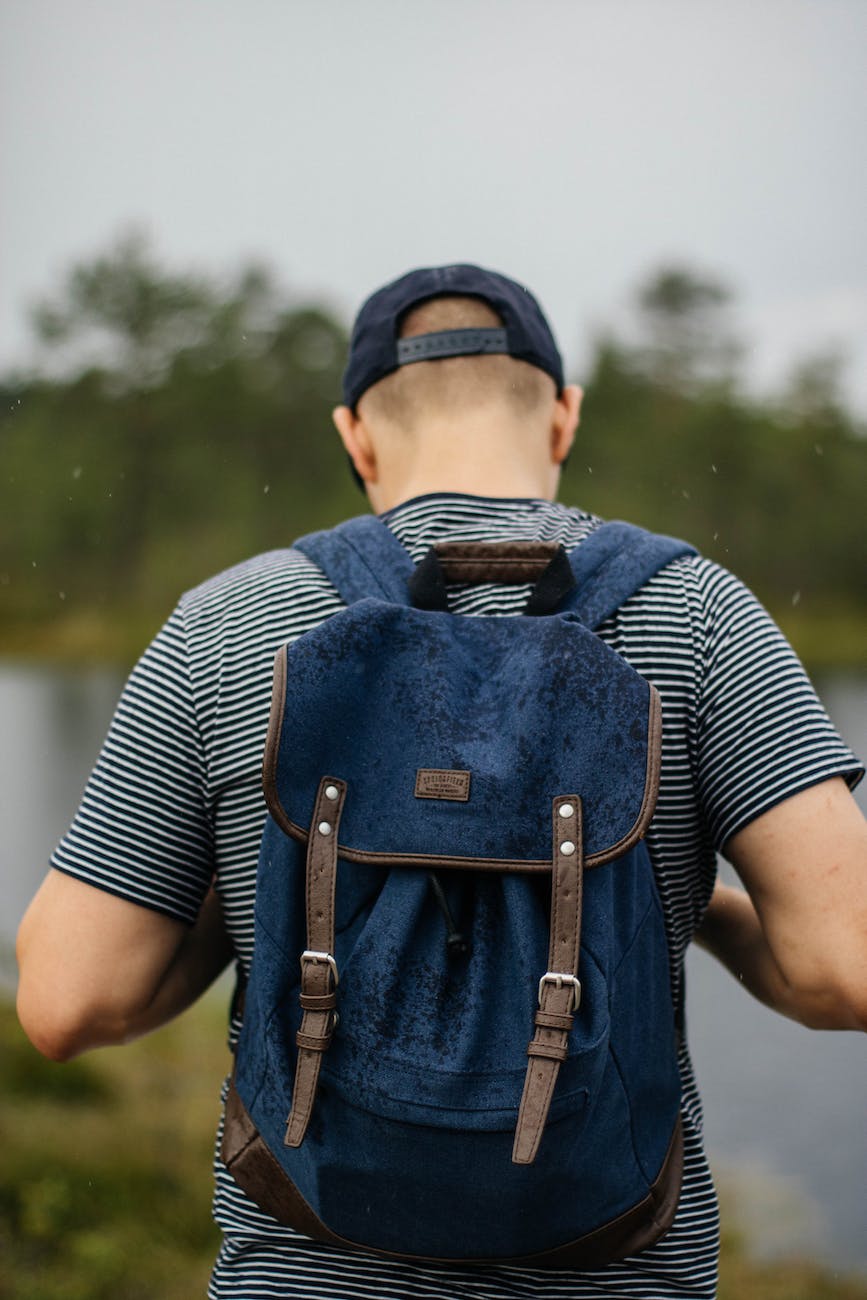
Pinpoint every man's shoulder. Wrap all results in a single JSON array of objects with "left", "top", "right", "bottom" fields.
[
  {"left": 179, "top": 547, "right": 325, "bottom": 606},
  {"left": 173, "top": 546, "right": 340, "bottom": 648}
]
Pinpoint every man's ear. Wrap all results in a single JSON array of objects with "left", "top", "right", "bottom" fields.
[
  {"left": 332, "top": 405, "right": 379, "bottom": 485},
  {"left": 551, "top": 384, "right": 582, "bottom": 466}
]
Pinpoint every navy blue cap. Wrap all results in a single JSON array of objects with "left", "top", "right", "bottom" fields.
[{"left": 342, "top": 264, "right": 564, "bottom": 409}]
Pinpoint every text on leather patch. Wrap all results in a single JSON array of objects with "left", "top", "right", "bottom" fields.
[{"left": 415, "top": 769, "right": 471, "bottom": 801}]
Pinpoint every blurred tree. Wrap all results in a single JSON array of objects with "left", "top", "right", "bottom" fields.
[
  {"left": 32, "top": 230, "right": 219, "bottom": 390},
  {"left": 632, "top": 266, "right": 742, "bottom": 395},
  {"left": 565, "top": 265, "right": 865, "bottom": 634},
  {"left": 1, "top": 235, "right": 349, "bottom": 647},
  {"left": 1, "top": 240, "right": 864, "bottom": 666}
]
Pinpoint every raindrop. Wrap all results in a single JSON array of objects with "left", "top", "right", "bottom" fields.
[
  {"left": 72, "top": 466, "right": 83, "bottom": 480},
  {"left": 681, "top": 489, "right": 690, "bottom": 500},
  {"left": 710, "top": 464, "right": 718, "bottom": 473},
  {"left": 814, "top": 444, "right": 823, "bottom": 456},
  {"left": 586, "top": 466, "right": 593, "bottom": 474},
  {"left": 792, "top": 591, "right": 801, "bottom": 606},
  {"left": 263, "top": 484, "right": 270, "bottom": 494},
  {"left": 59, "top": 591, "right": 66, "bottom": 601}
]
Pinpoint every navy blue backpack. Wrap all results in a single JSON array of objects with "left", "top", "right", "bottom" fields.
[{"left": 223, "top": 515, "right": 693, "bottom": 1266}]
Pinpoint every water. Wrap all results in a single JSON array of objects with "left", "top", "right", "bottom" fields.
[
  {"left": 0, "top": 662, "right": 124, "bottom": 977},
  {"left": 1, "top": 661, "right": 865, "bottom": 1271}
]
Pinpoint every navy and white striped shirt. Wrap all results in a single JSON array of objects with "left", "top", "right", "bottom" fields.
[{"left": 52, "top": 494, "right": 862, "bottom": 1299}]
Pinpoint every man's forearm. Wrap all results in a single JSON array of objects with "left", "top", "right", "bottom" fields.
[
  {"left": 17, "top": 877, "right": 235, "bottom": 1060},
  {"left": 694, "top": 881, "right": 864, "bottom": 1030},
  {"left": 128, "top": 887, "right": 235, "bottom": 1041}
]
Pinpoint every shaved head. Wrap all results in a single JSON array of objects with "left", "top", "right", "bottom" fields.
[{"left": 357, "top": 295, "right": 556, "bottom": 431}]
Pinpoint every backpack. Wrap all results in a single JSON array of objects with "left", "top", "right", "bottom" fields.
[{"left": 222, "top": 514, "right": 695, "bottom": 1267}]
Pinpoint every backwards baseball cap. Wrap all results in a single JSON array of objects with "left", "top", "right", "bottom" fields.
[{"left": 342, "top": 263, "right": 564, "bottom": 410}]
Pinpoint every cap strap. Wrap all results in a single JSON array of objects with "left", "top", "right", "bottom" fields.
[{"left": 396, "top": 328, "right": 508, "bottom": 365}]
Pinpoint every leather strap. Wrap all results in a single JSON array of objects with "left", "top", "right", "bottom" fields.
[
  {"left": 512, "top": 796, "right": 584, "bottom": 1165},
  {"left": 284, "top": 777, "right": 347, "bottom": 1148}
]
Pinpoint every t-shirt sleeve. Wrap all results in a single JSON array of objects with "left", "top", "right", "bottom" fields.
[
  {"left": 691, "top": 561, "right": 863, "bottom": 850},
  {"left": 50, "top": 603, "right": 214, "bottom": 924}
]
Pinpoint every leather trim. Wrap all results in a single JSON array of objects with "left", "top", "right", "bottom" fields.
[
  {"left": 262, "top": 683, "right": 662, "bottom": 873},
  {"left": 262, "top": 646, "right": 288, "bottom": 817},
  {"left": 223, "top": 1080, "right": 349, "bottom": 1246},
  {"left": 222, "top": 1079, "right": 684, "bottom": 1267}
]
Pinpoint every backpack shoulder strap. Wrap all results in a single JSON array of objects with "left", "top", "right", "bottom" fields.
[
  {"left": 564, "top": 522, "right": 696, "bottom": 629},
  {"left": 294, "top": 514, "right": 696, "bottom": 620},
  {"left": 293, "top": 514, "right": 414, "bottom": 605}
]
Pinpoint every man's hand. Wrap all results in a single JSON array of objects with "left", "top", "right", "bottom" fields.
[
  {"left": 698, "top": 777, "right": 867, "bottom": 1031},
  {"left": 16, "top": 871, "right": 234, "bottom": 1060}
]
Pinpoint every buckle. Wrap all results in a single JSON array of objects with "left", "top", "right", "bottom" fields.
[
  {"left": 538, "top": 971, "right": 581, "bottom": 1011},
  {"left": 300, "top": 950, "right": 339, "bottom": 988}
]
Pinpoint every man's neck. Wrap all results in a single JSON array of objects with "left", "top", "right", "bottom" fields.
[{"left": 367, "top": 444, "right": 559, "bottom": 513}]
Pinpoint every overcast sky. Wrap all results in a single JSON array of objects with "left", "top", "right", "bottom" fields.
[{"left": 2, "top": 0, "right": 865, "bottom": 409}]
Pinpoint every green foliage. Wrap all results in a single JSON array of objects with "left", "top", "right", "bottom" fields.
[
  {"left": 1, "top": 243, "right": 865, "bottom": 668},
  {"left": 0, "top": 995, "right": 227, "bottom": 1299}
]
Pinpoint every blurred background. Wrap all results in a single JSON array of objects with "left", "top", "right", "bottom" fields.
[{"left": 1, "top": 2, "right": 865, "bottom": 1297}]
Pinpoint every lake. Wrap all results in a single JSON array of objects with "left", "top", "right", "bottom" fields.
[{"left": 1, "top": 661, "right": 865, "bottom": 1273}]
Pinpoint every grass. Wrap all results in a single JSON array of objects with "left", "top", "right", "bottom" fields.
[{"left": 1, "top": 995, "right": 866, "bottom": 1299}]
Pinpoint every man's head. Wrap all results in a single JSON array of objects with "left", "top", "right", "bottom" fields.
[{"left": 333, "top": 264, "right": 582, "bottom": 511}]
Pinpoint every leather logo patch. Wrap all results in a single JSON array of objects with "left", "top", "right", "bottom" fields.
[{"left": 414, "top": 769, "right": 471, "bottom": 802}]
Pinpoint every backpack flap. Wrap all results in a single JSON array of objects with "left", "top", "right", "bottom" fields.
[{"left": 263, "top": 599, "right": 661, "bottom": 871}]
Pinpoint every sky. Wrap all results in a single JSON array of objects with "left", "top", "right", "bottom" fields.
[{"left": 2, "top": 0, "right": 866, "bottom": 409}]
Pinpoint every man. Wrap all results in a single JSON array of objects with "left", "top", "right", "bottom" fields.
[{"left": 17, "top": 264, "right": 867, "bottom": 1298}]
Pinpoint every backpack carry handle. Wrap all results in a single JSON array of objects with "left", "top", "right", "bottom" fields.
[
  {"left": 295, "top": 514, "right": 696, "bottom": 625},
  {"left": 408, "top": 541, "right": 576, "bottom": 615}
]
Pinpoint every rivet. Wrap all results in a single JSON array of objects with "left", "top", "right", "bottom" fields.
[
  {"left": 559, "top": 803, "right": 574, "bottom": 819},
  {"left": 560, "top": 840, "right": 576, "bottom": 856},
  {"left": 325, "top": 785, "right": 339, "bottom": 801},
  {"left": 318, "top": 821, "right": 332, "bottom": 836}
]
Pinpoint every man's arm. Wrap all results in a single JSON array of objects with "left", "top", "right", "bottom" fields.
[
  {"left": 16, "top": 869, "right": 234, "bottom": 1061},
  {"left": 695, "top": 776, "right": 867, "bottom": 1031}
]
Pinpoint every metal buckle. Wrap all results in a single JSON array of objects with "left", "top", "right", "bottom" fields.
[
  {"left": 300, "top": 950, "right": 339, "bottom": 988},
  {"left": 538, "top": 971, "right": 581, "bottom": 1011}
]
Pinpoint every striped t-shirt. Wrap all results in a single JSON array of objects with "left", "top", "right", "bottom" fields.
[{"left": 52, "top": 493, "right": 862, "bottom": 1300}]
